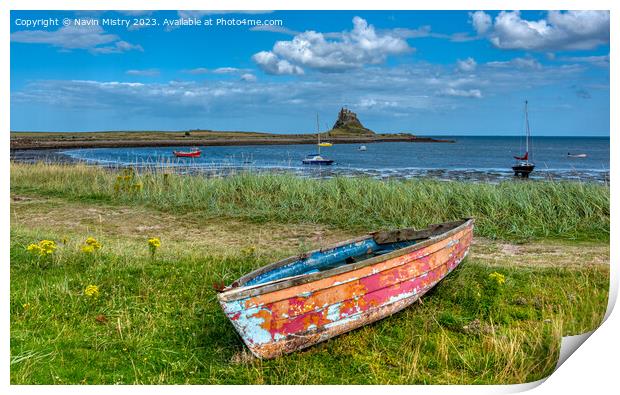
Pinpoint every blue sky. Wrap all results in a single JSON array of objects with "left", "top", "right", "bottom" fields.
[{"left": 10, "top": 10, "right": 610, "bottom": 136}]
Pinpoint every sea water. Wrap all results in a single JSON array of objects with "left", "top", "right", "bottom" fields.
[{"left": 58, "top": 136, "right": 609, "bottom": 183}]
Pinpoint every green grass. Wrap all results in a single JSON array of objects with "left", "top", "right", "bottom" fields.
[
  {"left": 10, "top": 162, "right": 610, "bottom": 384},
  {"left": 10, "top": 226, "right": 608, "bottom": 384},
  {"left": 11, "top": 162, "right": 609, "bottom": 241}
]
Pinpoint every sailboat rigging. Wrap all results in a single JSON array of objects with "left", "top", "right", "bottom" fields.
[
  {"left": 512, "top": 100, "right": 535, "bottom": 177},
  {"left": 302, "top": 114, "right": 334, "bottom": 165}
]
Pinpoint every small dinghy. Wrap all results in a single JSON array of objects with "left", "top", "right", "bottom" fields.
[
  {"left": 173, "top": 148, "right": 201, "bottom": 158},
  {"left": 359, "top": 145, "right": 367, "bottom": 151},
  {"left": 567, "top": 153, "right": 587, "bottom": 158},
  {"left": 217, "top": 218, "right": 474, "bottom": 359}
]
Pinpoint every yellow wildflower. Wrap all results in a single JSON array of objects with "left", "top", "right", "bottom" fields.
[
  {"left": 489, "top": 272, "right": 506, "bottom": 285},
  {"left": 23, "top": 303, "right": 30, "bottom": 310},
  {"left": 26, "top": 244, "right": 40, "bottom": 253},
  {"left": 148, "top": 238, "right": 161, "bottom": 257},
  {"left": 26, "top": 240, "right": 57, "bottom": 256},
  {"left": 81, "top": 237, "right": 102, "bottom": 253},
  {"left": 84, "top": 285, "right": 100, "bottom": 298},
  {"left": 85, "top": 237, "right": 102, "bottom": 249},
  {"left": 148, "top": 238, "right": 161, "bottom": 248},
  {"left": 81, "top": 245, "right": 96, "bottom": 254}
]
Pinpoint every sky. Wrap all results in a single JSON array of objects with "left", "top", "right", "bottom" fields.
[{"left": 10, "top": 10, "right": 610, "bottom": 136}]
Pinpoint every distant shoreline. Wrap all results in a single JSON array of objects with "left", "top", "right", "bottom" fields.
[{"left": 10, "top": 131, "right": 454, "bottom": 150}]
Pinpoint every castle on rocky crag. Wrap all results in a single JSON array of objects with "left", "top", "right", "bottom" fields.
[{"left": 329, "top": 107, "right": 375, "bottom": 136}]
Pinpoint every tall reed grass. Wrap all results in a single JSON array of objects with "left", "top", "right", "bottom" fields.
[{"left": 11, "top": 162, "right": 609, "bottom": 241}]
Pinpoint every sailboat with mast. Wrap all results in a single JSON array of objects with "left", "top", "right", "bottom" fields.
[
  {"left": 512, "top": 100, "right": 535, "bottom": 177},
  {"left": 302, "top": 114, "right": 334, "bottom": 165}
]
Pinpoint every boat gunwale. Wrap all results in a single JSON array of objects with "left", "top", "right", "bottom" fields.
[
  {"left": 235, "top": 239, "right": 471, "bottom": 323},
  {"left": 218, "top": 218, "right": 474, "bottom": 302}
]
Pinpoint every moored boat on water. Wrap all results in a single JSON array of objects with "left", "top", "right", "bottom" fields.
[
  {"left": 302, "top": 154, "right": 334, "bottom": 165},
  {"left": 173, "top": 148, "right": 201, "bottom": 158},
  {"left": 302, "top": 114, "right": 334, "bottom": 166},
  {"left": 216, "top": 218, "right": 474, "bottom": 359},
  {"left": 512, "top": 101, "right": 535, "bottom": 177}
]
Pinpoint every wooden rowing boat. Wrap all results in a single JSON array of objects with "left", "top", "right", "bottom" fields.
[
  {"left": 216, "top": 218, "right": 474, "bottom": 359},
  {"left": 173, "top": 149, "right": 201, "bottom": 158}
]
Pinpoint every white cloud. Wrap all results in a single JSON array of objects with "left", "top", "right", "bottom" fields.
[
  {"left": 472, "top": 10, "right": 610, "bottom": 51},
  {"left": 182, "top": 67, "right": 250, "bottom": 75},
  {"left": 557, "top": 54, "right": 609, "bottom": 67},
  {"left": 240, "top": 73, "right": 257, "bottom": 82},
  {"left": 183, "top": 68, "right": 210, "bottom": 75},
  {"left": 213, "top": 67, "right": 240, "bottom": 74},
  {"left": 252, "top": 51, "right": 304, "bottom": 75},
  {"left": 253, "top": 16, "right": 412, "bottom": 74},
  {"left": 126, "top": 69, "right": 160, "bottom": 77},
  {"left": 91, "top": 40, "right": 143, "bottom": 54},
  {"left": 393, "top": 26, "right": 478, "bottom": 43},
  {"left": 470, "top": 11, "right": 492, "bottom": 35},
  {"left": 456, "top": 57, "right": 477, "bottom": 72},
  {"left": 487, "top": 56, "right": 542, "bottom": 70},
  {"left": 391, "top": 25, "right": 433, "bottom": 39},
  {"left": 441, "top": 88, "right": 482, "bottom": 98},
  {"left": 12, "top": 60, "right": 590, "bottom": 124},
  {"left": 250, "top": 25, "right": 299, "bottom": 35},
  {"left": 357, "top": 98, "right": 399, "bottom": 109},
  {"left": 11, "top": 25, "right": 142, "bottom": 54}
]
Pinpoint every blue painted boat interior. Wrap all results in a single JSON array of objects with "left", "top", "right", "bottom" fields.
[{"left": 244, "top": 239, "right": 418, "bottom": 286}]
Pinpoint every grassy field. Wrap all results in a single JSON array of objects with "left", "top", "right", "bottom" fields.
[
  {"left": 10, "top": 162, "right": 610, "bottom": 384},
  {"left": 9, "top": 130, "right": 408, "bottom": 144},
  {"left": 11, "top": 130, "right": 283, "bottom": 141},
  {"left": 9, "top": 130, "right": 444, "bottom": 150}
]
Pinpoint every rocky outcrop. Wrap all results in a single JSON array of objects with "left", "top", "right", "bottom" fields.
[{"left": 329, "top": 107, "right": 375, "bottom": 136}]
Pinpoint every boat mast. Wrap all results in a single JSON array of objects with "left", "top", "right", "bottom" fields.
[
  {"left": 524, "top": 100, "right": 530, "bottom": 161},
  {"left": 316, "top": 113, "right": 321, "bottom": 155}
]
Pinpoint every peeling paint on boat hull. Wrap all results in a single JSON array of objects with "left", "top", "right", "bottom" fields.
[{"left": 218, "top": 219, "right": 474, "bottom": 359}]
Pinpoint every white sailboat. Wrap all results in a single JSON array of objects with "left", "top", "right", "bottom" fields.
[{"left": 302, "top": 114, "right": 334, "bottom": 165}]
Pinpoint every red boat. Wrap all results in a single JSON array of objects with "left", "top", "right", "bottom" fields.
[{"left": 173, "top": 149, "right": 201, "bottom": 158}]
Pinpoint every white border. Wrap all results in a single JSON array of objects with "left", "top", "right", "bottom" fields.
[{"left": 2, "top": 1, "right": 616, "bottom": 394}]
